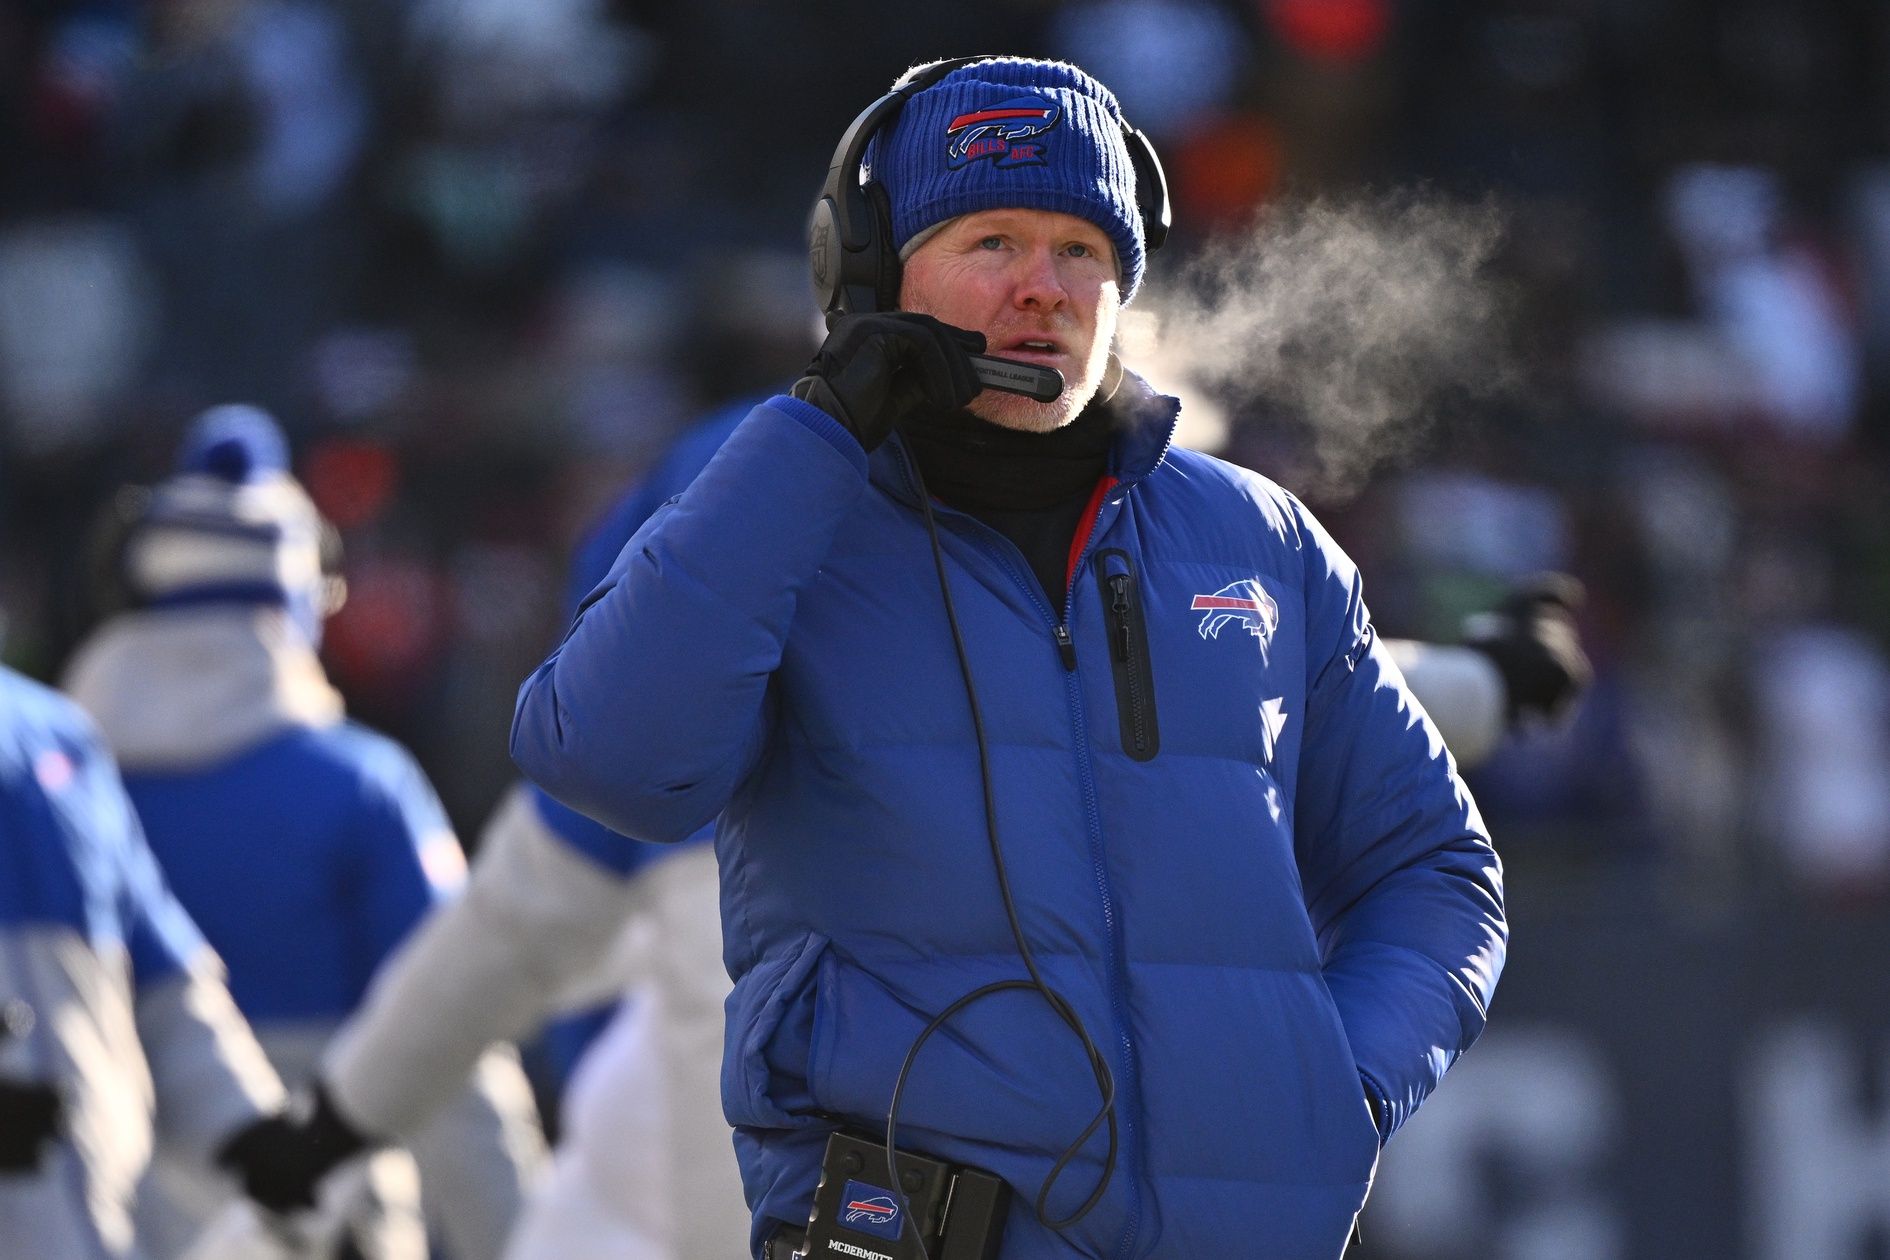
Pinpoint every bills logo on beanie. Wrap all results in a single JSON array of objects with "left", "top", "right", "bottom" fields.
[
  {"left": 870, "top": 57, "right": 1147, "bottom": 300},
  {"left": 946, "top": 97, "right": 1060, "bottom": 169}
]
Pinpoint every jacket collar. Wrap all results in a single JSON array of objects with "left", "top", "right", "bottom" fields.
[{"left": 1103, "top": 367, "right": 1181, "bottom": 488}]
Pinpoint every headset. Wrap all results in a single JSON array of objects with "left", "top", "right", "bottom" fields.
[
  {"left": 807, "top": 55, "right": 1171, "bottom": 403},
  {"left": 796, "top": 57, "right": 1174, "bottom": 1260}
]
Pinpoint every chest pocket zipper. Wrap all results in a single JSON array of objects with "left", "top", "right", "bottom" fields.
[{"left": 1093, "top": 549, "right": 1160, "bottom": 762}]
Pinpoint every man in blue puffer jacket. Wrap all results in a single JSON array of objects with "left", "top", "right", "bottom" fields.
[{"left": 513, "top": 56, "right": 1506, "bottom": 1260}]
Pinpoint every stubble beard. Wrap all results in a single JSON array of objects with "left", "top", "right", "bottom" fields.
[{"left": 967, "top": 383, "right": 1091, "bottom": 433}]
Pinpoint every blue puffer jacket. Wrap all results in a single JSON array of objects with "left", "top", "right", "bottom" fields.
[
  {"left": 125, "top": 720, "right": 462, "bottom": 1023},
  {"left": 513, "top": 382, "right": 1506, "bottom": 1260}
]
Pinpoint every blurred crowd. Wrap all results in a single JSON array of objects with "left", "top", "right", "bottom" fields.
[{"left": 2, "top": 0, "right": 1888, "bottom": 917}]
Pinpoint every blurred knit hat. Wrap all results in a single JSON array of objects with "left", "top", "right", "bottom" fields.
[
  {"left": 119, "top": 405, "right": 341, "bottom": 635},
  {"left": 870, "top": 57, "right": 1147, "bottom": 300}
]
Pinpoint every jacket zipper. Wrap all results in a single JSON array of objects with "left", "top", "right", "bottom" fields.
[
  {"left": 1053, "top": 624, "right": 1077, "bottom": 670},
  {"left": 1095, "top": 551, "right": 1159, "bottom": 762},
  {"left": 1065, "top": 657, "right": 1145, "bottom": 1260},
  {"left": 891, "top": 445, "right": 1145, "bottom": 1256},
  {"left": 1060, "top": 527, "right": 1145, "bottom": 1260}
]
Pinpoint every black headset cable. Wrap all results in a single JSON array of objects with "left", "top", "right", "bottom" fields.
[{"left": 876, "top": 463, "right": 1120, "bottom": 1259}]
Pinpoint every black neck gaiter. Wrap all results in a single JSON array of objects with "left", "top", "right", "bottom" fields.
[
  {"left": 896, "top": 382, "right": 1123, "bottom": 609},
  {"left": 899, "top": 396, "right": 1116, "bottom": 509}
]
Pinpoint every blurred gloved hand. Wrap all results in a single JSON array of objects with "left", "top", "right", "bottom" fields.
[
  {"left": 790, "top": 313, "right": 985, "bottom": 451},
  {"left": 0, "top": 1077, "right": 62, "bottom": 1173},
  {"left": 216, "top": 1082, "right": 371, "bottom": 1214},
  {"left": 1463, "top": 573, "right": 1592, "bottom": 724}
]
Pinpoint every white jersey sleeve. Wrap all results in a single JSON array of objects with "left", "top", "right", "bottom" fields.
[
  {"left": 322, "top": 782, "right": 639, "bottom": 1138},
  {"left": 1384, "top": 639, "right": 1508, "bottom": 770}
]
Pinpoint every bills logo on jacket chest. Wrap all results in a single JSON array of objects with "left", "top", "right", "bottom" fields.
[
  {"left": 1118, "top": 567, "right": 1302, "bottom": 779},
  {"left": 1192, "top": 579, "right": 1281, "bottom": 659}
]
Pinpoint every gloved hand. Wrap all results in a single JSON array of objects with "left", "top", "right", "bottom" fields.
[
  {"left": 790, "top": 313, "right": 985, "bottom": 451},
  {"left": 216, "top": 1082, "right": 372, "bottom": 1213},
  {"left": 1463, "top": 573, "right": 1592, "bottom": 723},
  {"left": 0, "top": 1077, "right": 62, "bottom": 1173}
]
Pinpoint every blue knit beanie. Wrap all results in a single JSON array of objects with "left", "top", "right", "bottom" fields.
[
  {"left": 124, "top": 405, "right": 336, "bottom": 641},
  {"left": 870, "top": 57, "right": 1146, "bottom": 301}
]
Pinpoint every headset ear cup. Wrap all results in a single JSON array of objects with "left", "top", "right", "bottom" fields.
[
  {"left": 832, "top": 175, "right": 886, "bottom": 319},
  {"left": 866, "top": 181, "right": 901, "bottom": 311},
  {"left": 809, "top": 196, "right": 845, "bottom": 319},
  {"left": 809, "top": 58, "right": 1003, "bottom": 321}
]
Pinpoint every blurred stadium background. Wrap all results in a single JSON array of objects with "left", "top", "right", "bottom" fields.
[{"left": 4, "top": 2, "right": 1889, "bottom": 1257}]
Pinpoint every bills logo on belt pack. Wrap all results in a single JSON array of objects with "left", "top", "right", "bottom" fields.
[{"left": 839, "top": 1179, "right": 902, "bottom": 1241}]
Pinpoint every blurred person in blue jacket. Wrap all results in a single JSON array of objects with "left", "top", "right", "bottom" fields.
[
  {"left": 62, "top": 406, "right": 546, "bottom": 1260},
  {"left": 0, "top": 662, "right": 287, "bottom": 1258},
  {"left": 508, "top": 55, "right": 1508, "bottom": 1260}
]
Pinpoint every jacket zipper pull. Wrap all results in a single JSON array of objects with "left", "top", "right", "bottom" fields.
[
  {"left": 1052, "top": 624, "right": 1077, "bottom": 671},
  {"left": 1109, "top": 575, "right": 1133, "bottom": 661}
]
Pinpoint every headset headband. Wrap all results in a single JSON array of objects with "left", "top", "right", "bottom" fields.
[{"left": 808, "top": 56, "right": 1170, "bottom": 327}]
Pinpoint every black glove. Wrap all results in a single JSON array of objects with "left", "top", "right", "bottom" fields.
[
  {"left": 1464, "top": 573, "right": 1593, "bottom": 724},
  {"left": 217, "top": 1082, "right": 372, "bottom": 1213},
  {"left": 790, "top": 313, "right": 985, "bottom": 451},
  {"left": 0, "top": 1077, "right": 62, "bottom": 1173}
]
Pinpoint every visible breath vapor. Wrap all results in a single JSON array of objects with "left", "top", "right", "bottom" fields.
[{"left": 1125, "top": 192, "right": 1515, "bottom": 500}]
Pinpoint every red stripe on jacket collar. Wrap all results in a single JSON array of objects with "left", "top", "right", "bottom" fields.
[{"left": 1066, "top": 475, "right": 1120, "bottom": 596}]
